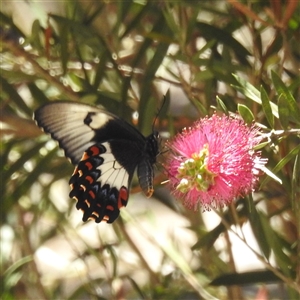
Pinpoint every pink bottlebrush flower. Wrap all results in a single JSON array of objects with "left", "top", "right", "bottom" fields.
[{"left": 165, "top": 113, "right": 267, "bottom": 210}]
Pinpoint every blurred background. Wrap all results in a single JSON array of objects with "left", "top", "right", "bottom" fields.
[{"left": 1, "top": 1, "right": 299, "bottom": 299}]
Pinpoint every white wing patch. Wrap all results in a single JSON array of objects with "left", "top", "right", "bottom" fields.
[
  {"left": 97, "top": 142, "right": 129, "bottom": 190},
  {"left": 34, "top": 101, "right": 114, "bottom": 164}
]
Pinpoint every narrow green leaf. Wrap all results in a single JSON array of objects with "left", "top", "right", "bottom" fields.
[
  {"left": 260, "top": 86, "right": 274, "bottom": 128},
  {"left": 30, "top": 19, "right": 44, "bottom": 53},
  {"left": 1, "top": 141, "right": 46, "bottom": 185},
  {"left": 28, "top": 83, "right": 50, "bottom": 106},
  {"left": 271, "top": 71, "right": 300, "bottom": 124},
  {"left": 139, "top": 23, "right": 171, "bottom": 133},
  {"left": 248, "top": 200, "right": 271, "bottom": 259},
  {"left": 196, "top": 22, "right": 251, "bottom": 65},
  {"left": 162, "top": 7, "right": 181, "bottom": 43},
  {"left": 271, "top": 144, "right": 300, "bottom": 173},
  {"left": 216, "top": 96, "right": 229, "bottom": 115},
  {"left": 260, "top": 144, "right": 300, "bottom": 187},
  {"left": 0, "top": 76, "right": 32, "bottom": 116},
  {"left": 4, "top": 256, "right": 33, "bottom": 278},
  {"left": 291, "top": 153, "right": 300, "bottom": 210},
  {"left": 238, "top": 104, "right": 254, "bottom": 125},
  {"left": 259, "top": 212, "right": 292, "bottom": 274},
  {"left": 253, "top": 141, "right": 270, "bottom": 150},
  {"left": 121, "top": 2, "right": 150, "bottom": 38},
  {"left": 259, "top": 166, "right": 282, "bottom": 185},
  {"left": 10, "top": 148, "right": 60, "bottom": 201},
  {"left": 127, "top": 276, "right": 147, "bottom": 299},
  {"left": 60, "top": 23, "right": 70, "bottom": 75},
  {"left": 92, "top": 51, "right": 109, "bottom": 89},
  {"left": 121, "top": 11, "right": 168, "bottom": 116},
  {"left": 210, "top": 270, "right": 282, "bottom": 286},
  {"left": 191, "top": 97, "right": 208, "bottom": 116},
  {"left": 192, "top": 224, "right": 225, "bottom": 250},
  {"left": 278, "top": 96, "right": 290, "bottom": 129},
  {"left": 84, "top": 3, "right": 105, "bottom": 25},
  {"left": 194, "top": 69, "right": 214, "bottom": 81},
  {"left": 232, "top": 74, "right": 279, "bottom": 118}
]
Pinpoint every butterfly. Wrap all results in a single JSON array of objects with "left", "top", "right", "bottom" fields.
[{"left": 34, "top": 101, "right": 159, "bottom": 224}]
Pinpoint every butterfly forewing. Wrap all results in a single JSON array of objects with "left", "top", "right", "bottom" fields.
[
  {"left": 34, "top": 101, "right": 159, "bottom": 223},
  {"left": 34, "top": 102, "right": 115, "bottom": 164}
]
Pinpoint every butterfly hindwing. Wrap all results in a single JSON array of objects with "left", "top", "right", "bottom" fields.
[
  {"left": 69, "top": 143, "right": 130, "bottom": 223},
  {"left": 34, "top": 101, "right": 159, "bottom": 223}
]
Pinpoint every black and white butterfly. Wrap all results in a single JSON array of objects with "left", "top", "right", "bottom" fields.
[{"left": 34, "top": 101, "right": 159, "bottom": 224}]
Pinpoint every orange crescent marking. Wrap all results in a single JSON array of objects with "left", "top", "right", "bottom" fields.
[
  {"left": 85, "top": 162, "right": 93, "bottom": 170},
  {"left": 106, "top": 205, "right": 114, "bottom": 211},
  {"left": 85, "top": 176, "right": 94, "bottom": 184},
  {"left": 90, "top": 146, "right": 100, "bottom": 156},
  {"left": 103, "top": 215, "right": 109, "bottom": 222},
  {"left": 84, "top": 199, "right": 90, "bottom": 207},
  {"left": 89, "top": 190, "right": 96, "bottom": 199},
  {"left": 117, "top": 187, "right": 128, "bottom": 209}
]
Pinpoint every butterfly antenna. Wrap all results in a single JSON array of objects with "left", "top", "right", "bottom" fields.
[{"left": 152, "top": 92, "right": 168, "bottom": 133}]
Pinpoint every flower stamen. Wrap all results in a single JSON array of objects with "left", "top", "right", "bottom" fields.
[{"left": 176, "top": 144, "right": 216, "bottom": 193}]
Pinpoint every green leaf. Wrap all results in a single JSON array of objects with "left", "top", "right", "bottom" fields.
[
  {"left": 28, "top": 83, "right": 50, "bottom": 106},
  {"left": 260, "top": 144, "right": 300, "bottom": 187},
  {"left": 260, "top": 86, "right": 274, "bottom": 128},
  {"left": 0, "top": 76, "right": 32, "bottom": 116},
  {"left": 259, "top": 212, "right": 292, "bottom": 275},
  {"left": 253, "top": 141, "right": 270, "bottom": 150},
  {"left": 259, "top": 166, "right": 282, "bottom": 185},
  {"left": 139, "top": 23, "right": 171, "bottom": 133},
  {"left": 194, "top": 69, "right": 214, "bottom": 81},
  {"left": 3, "top": 256, "right": 33, "bottom": 290},
  {"left": 121, "top": 1, "right": 151, "bottom": 38},
  {"left": 30, "top": 19, "right": 44, "bottom": 53},
  {"left": 216, "top": 96, "right": 229, "bottom": 115},
  {"left": 278, "top": 95, "right": 290, "bottom": 129},
  {"left": 196, "top": 22, "right": 251, "bottom": 65},
  {"left": 248, "top": 198, "right": 271, "bottom": 259},
  {"left": 127, "top": 276, "right": 147, "bottom": 299},
  {"left": 60, "top": 23, "right": 70, "bottom": 75},
  {"left": 92, "top": 51, "right": 109, "bottom": 89},
  {"left": 232, "top": 74, "right": 279, "bottom": 118},
  {"left": 192, "top": 224, "right": 225, "bottom": 250},
  {"left": 272, "top": 71, "right": 300, "bottom": 124},
  {"left": 291, "top": 153, "right": 300, "bottom": 210},
  {"left": 210, "top": 270, "right": 282, "bottom": 286},
  {"left": 1, "top": 141, "right": 47, "bottom": 188},
  {"left": 4, "top": 255, "right": 33, "bottom": 279},
  {"left": 238, "top": 104, "right": 254, "bottom": 125},
  {"left": 10, "top": 148, "right": 60, "bottom": 201},
  {"left": 273, "top": 144, "right": 300, "bottom": 172}
]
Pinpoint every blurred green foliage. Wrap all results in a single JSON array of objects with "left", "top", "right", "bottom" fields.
[{"left": 1, "top": 1, "right": 299, "bottom": 299}]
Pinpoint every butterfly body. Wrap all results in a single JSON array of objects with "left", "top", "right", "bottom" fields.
[{"left": 34, "top": 101, "right": 159, "bottom": 223}]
